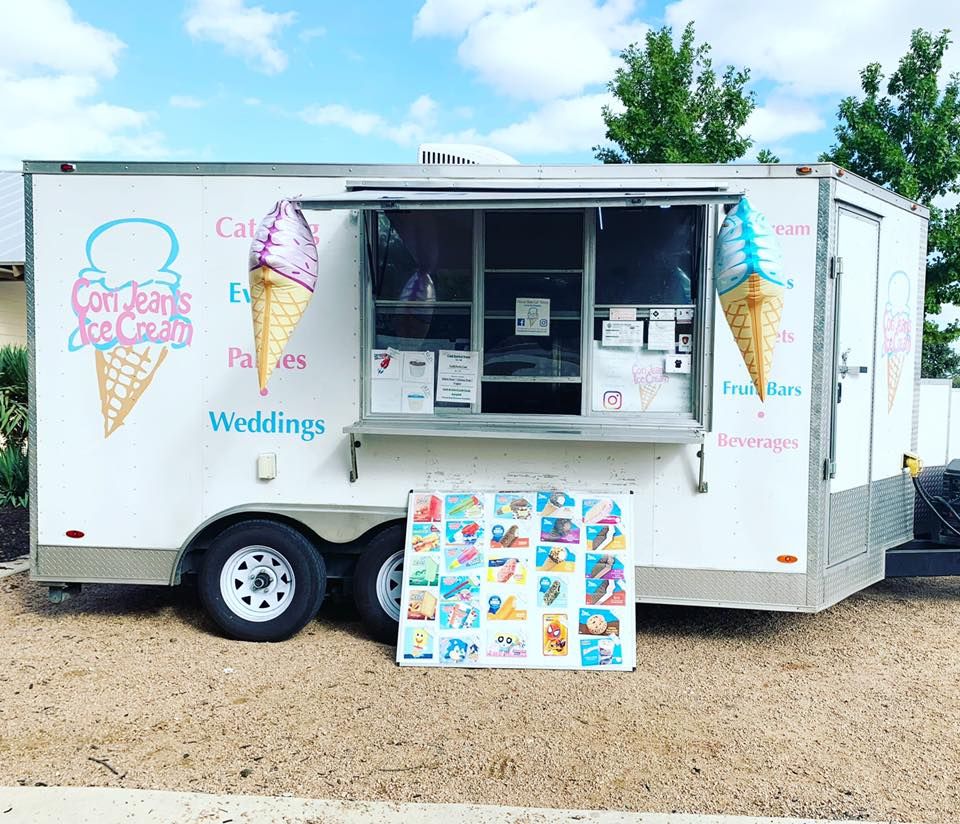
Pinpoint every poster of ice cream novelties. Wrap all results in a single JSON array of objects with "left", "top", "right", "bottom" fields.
[{"left": 397, "top": 491, "right": 636, "bottom": 671}]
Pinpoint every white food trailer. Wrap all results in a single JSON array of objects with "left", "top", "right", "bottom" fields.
[{"left": 23, "top": 159, "right": 929, "bottom": 642}]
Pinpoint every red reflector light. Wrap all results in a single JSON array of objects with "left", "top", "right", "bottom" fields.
[
  {"left": 795, "top": 166, "right": 813, "bottom": 176},
  {"left": 60, "top": 163, "right": 76, "bottom": 173},
  {"left": 65, "top": 530, "right": 84, "bottom": 539}
]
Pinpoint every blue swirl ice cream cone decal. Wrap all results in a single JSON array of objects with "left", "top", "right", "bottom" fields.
[{"left": 714, "top": 198, "right": 785, "bottom": 401}]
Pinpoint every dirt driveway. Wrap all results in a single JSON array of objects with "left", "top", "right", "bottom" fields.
[{"left": 0, "top": 573, "right": 957, "bottom": 823}]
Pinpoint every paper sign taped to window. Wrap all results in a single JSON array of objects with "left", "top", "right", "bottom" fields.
[
  {"left": 647, "top": 320, "right": 676, "bottom": 350},
  {"left": 675, "top": 307, "right": 695, "bottom": 321},
  {"left": 677, "top": 333, "right": 693, "bottom": 353},
  {"left": 437, "top": 350, "right": 479, "bottom": 404},
  {"left": 602, "top": 321, "right": 645, "bottom": 347},
  {"left": 665, "top": 354, "right": 691, "bottom": 374},
  {"left": 609, "top": 307, "right": 637, "bottom": 321},
  {"left": 516, "top": 298, "right": 550, "bottom": 337},
  {"left": 648, "top": 307, "right": 676, "bottom": 321},
  {"left": 372, "top": 350, "right": 401, "bottom": 381}
]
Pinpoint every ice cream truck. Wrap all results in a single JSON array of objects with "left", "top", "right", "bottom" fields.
[{"left": 23, "top": 158, "right": 930, "bottom": 642}]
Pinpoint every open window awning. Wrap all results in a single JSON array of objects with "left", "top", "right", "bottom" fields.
[{"left": 295, "top": 187, "right": 742, "bottom": 211}]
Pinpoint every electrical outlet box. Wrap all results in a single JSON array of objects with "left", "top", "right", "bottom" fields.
[{"left": 257, "top": 452, "right": 277, "bottom": 480}]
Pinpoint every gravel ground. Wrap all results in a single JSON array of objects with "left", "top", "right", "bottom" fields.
[{"left": 0, "top": 574, "right": 957, "bottom": 823}]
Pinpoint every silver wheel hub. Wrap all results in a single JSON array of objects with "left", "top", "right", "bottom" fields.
[
  {"left": 375, "top": 550, "right": 404, "bottom": 622},
  {"left": 220, "top": 545, "right": 296, "bottom": 623}
]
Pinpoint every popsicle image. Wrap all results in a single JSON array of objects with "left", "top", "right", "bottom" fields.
[
  {"left": 449, "top": 545, "right": 479, "bottom": 570},
  {"left": 588, "top": 554, "right": 615, "bottom": 579},
  {"left": 584, "top": 499, "right": 613, "bottom": 525},
  {"left": 496, "top": 558, "right": 519, "bottom": 583},
  {"left": 714, "top": 198, "right": 785, "bottom": 401},
  {"left": 449, "top": 495, "right": 480, "bottom": 516},
  {"left": 500, "top": 525, "right": 519, "bottom": 547},
  {"left": 883, "top": 270, "right": 912, "bottom": 412},
  {"left": 591, "top": 526, "right": 611, "bottom": 552},
  {"left": 248, "top": 199, "right": 319, "bottom": 393}
]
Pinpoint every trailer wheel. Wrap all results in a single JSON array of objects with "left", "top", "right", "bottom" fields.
[
  {"left": 353, "top": 523, "right": 405, "bottom": 644},
  {"left": 198, "top": 520, "right": 326, "bottom": 642}
]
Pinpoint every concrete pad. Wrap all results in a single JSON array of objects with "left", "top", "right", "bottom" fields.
[
  {"left": 0, "top": 557, "right": 27, "bottom": 578},
  {"left": 0, "top": 787, "right": 888, "bottom": 824}
]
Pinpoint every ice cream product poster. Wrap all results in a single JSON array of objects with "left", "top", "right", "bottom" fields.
[{"left": 397, "top": 490, "right": 636, "bottom": 671}]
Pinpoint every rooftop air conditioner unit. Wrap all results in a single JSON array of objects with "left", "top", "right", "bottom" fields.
[{"left": 417, "top": 143, "right": 519, "bottom": 165}]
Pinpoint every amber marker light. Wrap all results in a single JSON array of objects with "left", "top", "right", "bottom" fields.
[{"left": 777, "top": 554, "right": 799, "bottom": 564}]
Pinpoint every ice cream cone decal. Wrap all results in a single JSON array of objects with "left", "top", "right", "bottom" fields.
[
  {"left": 69, "top": 218, "right": 194, "bottom": 438},
  {"left": 96, "top": 345, "right": 168, "bottom": 437},
  {"left": 249, "top": 200, "right": 318, "bottom": 393},
  {"left": 882, "top": 271, "right": 912, "bottom": 412},
  {"left": 633, "top": 365, "right": 668, "bottom": 411},
  {"left": 715, "top": 199, "right": 785, "bottom": 401}
]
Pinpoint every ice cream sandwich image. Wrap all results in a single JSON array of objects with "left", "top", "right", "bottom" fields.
[
  {"left": 407, "top": 590, "right": 438, "bottom": 621},
  {"left": 578, "top": 607, "right": 621, "bottom": 637}
]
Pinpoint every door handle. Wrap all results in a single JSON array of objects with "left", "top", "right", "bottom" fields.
[{"left": 837, "top": 382, "right": 842, "bottom": 404}]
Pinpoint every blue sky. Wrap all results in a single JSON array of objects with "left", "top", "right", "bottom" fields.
[{"left": 1, "top": 0, "right": 958, "bottom": 169}]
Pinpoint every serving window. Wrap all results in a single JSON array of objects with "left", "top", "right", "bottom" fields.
[{"left": 353, "top": 196, "right": 721, "bottom": 442}]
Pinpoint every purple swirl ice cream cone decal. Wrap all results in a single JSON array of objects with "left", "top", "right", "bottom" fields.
[
  {"left": 249, "top": 200, "right": 319, "bottom": 393},
  {"left": 883, "top": 271, "right": 912, "bottom": 413}
]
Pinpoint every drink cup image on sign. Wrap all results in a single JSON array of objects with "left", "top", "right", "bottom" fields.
[
  {"left": 69, "top": 219, "right": 194, "bottom": 437},
  {"left": 883, "top": 270, "right": 912, "bottom": 411},
  {"left": 714, "top": 198, "right": 785, "bottom": 401},
  {"left": 248, "top": 200, "right": 318, "bottom": 393}
]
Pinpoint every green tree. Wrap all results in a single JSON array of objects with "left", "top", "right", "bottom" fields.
[
  {"left": 756, "top": 148, "right": 780, "bottom": 163},
  {"left": 820, "top": 29, "right": 960, "bottom": 379},
  {"left": 595, "top": 23, "right": 755, "bottom": 164}
]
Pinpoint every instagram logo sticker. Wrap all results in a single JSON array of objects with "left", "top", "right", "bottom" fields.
[{"left": 602, "top": 391, "right": 623, "bottom": 410}]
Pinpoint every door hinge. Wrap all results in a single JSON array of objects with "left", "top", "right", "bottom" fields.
[
  {"left": 830, "top": 256, "right": 843, "bottom": 279},
  {"left": 824, "top": 458, "right": 836, "bottom": 480}
]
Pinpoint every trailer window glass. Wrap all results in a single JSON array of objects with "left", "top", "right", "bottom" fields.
[
  {"left": 482, "top": 211, "right": 583, "bottom": 414},
  {"left": 371, "top": 210, "right": 474, "bottom": 410},
  {"left": 363, "top": 203, "right": 709, "bottom": 427},
  {"left": 373, "top": 211, "right": 473, "bottom": 302},
  {"left": 594, "top": 206, "right": 700, "bottom": 305}
]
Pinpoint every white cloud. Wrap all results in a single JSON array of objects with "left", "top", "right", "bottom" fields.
[
  {"left": 745, "top": 95, "right": 825, "bottom": 144},
  {"left": 414, "top": 0, "right": 646, "bottom": 101},
  {"left": 169, "top": 95, "right": 205, "bottom": 109},
  {"left": 413, "top": 0, "right": 526, "bottom": 37},
  {"left": 301, "top": 104, "right": 384, "bottom": 136},
  {"left": 0, "top": 0, "right": 168, "bottom": 168},
  {"left": 0, "top": 71, "right": 166, "bottom": 167},
  {"left": 185, "top": 0, "right": 296, "bottom": 75},
  {"left": 0, "top": 0, "right": 124, "bottom": 77},
  {"left": 300, "top": 94, "right": 441, "bottom": 146},
  {"left": 448, "top": 93, "right": 612, "bottom": 155},
  {"left": 665, "top": 0, "right": 960, "bottom": 98}
]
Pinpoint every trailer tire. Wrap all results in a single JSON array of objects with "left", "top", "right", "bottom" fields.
[
  {"left": 353, "top": 523, "right": 405, "bottom": 644},
  {"left": 198, "top": 520, "right": 326, "bottom": 642}
]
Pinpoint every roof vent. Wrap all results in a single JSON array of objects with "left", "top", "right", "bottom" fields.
[{"left": 417, "top": 143, "right": 519, "bottom": 165}]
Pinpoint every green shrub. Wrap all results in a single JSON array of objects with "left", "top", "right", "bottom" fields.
[
  {"left": 0, "top": 445, "right": 27, "bottom": 508},
  {"left": 0, "top": 346, "right": 28, "bottom": 506}
]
